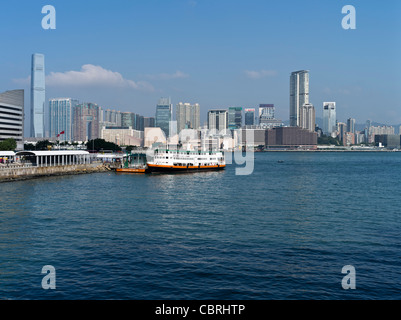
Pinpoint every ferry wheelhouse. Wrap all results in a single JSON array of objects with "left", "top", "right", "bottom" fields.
[
  {"left": 147, "top": 149, "right": 226, "bottom": 173},
  {"left": 116, "top": 152, "right": 148, "bottom": 174}
]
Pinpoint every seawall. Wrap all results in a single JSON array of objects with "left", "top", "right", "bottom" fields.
[{"left": 0, "top": 163, "right": 110, "bottom": 183}]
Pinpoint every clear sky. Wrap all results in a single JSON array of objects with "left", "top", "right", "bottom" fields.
[{"left": 1, "top": 0, "right": 400, "bottom": 133}]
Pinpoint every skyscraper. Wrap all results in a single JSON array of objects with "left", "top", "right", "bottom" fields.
[
  {"left": 73, "top": 103, "right": 102, "bottom": 142},
  {"left": 156, "top": 98, "right": 172, "bottom": 137},
  {"left": 323, "top": 102, "right": 337, "bottom": 136},
  {"left": 176, "top": 102, "right": 200, "bottom": 133},
  {"left": 244, "top": 108, "right": 256, "bottom": 126},
  {"left": 300, "top": 103, "right": 316, "bottom": 132},
  {"left": 49, "top": 98, "right": 79, "bottom": 141},
  {"left": 347, "top": 118, "right": 356, "bottom": 134},
  {"left": 0, "top": 90, "right": 24, "bottom": 150},
  {"left": 30, "top": 53, "right": 46, "bottom": 138},
  {"left": 207, "top": 110, "right": 228, "bottom": 132},
  {"left": 228, "top": 107, "right": 242, "bottom": 130},
  {"left": 290, "top": 70, "right": 309, "bottom": 127},
  {"left": 144, "top": 117, "right": 155, "bottom": 128}
]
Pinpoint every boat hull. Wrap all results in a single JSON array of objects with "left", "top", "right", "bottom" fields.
[
  {"left": 116, "top": 168, "right": 148, "bottom": 174},
  {"left": 147, "top": 164, "right": 225, "bottom": 173}
]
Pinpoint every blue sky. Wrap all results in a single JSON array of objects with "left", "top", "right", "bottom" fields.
[{"left": 1, "top": 0, "right": 400, "bottom": 132}]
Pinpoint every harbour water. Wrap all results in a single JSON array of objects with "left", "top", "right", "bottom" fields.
[{"left": 0, "top": 152, "right": 400, "bottom": 300}]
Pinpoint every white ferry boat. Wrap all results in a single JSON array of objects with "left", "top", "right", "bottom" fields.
[{"left": 147, "top": 149, "right": 226, "bottom": 173}]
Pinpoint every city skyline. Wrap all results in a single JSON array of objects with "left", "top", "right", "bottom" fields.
[{"left": 1, "top": 1, "right": 401, "bottom": 132}]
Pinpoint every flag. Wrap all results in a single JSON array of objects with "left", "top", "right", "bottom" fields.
[{"left": 57, "top": 131, "right": 65, "bottom": 138}]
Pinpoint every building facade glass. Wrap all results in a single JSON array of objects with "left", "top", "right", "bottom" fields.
[
  {"left": 156, "top": 98, "right": 172, "bottom": 137},
  {"left": 323, "top": 102, "right": 337, "bottom": 136},
  {"left": 49, "top": 98, "right": 79, "bottom": 141},
  {"left": 31, "top": 54, "right": 46, "bottom": 138}
]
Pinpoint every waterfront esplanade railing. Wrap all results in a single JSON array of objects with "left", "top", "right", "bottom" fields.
[{"left": 15, "top": 151, "right": 91, "bottom": 167}]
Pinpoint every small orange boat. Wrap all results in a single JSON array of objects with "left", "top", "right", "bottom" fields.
[{"left": 116, "top": 152, "right": 148, "bottom": 174}]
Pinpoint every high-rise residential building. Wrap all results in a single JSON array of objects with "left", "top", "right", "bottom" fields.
[
  {"left": 49, "top": 98, "right": 79, "bottom": 141},
  {"left": 30, "top": 53, "right": 46, "bottom": 138},
  {"left": 244, "top": 108, "right": 256, "bottom": 126},
  {"left": 0, "top": 90, "right": 24, "bottom": 150},
  {"left": 156, "top": 98, "right": 172, "bottom": 137},
  {"left": 104, "top": 109, "right": 122, "bottom": 126},
  {"left": 300, "top": 103, "right": 316, "bottom": 132},
  {"left": 323, "top": 102, "right": 337, "bottom": 136},
  {"left": 228, "top": 107, "right": 242, "bottom": 130},
  {"left": 176, "top": 102, "right": 200, "bottom": 134},
  {"left": 73, "top": 103, "right": 102, "bottom": 142},
  {"left": 207, "top": 110, "right": 228, "bottom": 132},
  {"left": 347, "top": 118, "right": 356, "bottom": 134},
  {"left": 290, "top": 70, "right": 309, "bottom": 127}
]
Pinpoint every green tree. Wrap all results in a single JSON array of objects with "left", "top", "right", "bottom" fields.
[
  {"left": 36, "top": 140, "right": 54, "bottom": 150},
  {"left": 0, "top": 138, "right": 17, "bottom": 151},
  {"left": 318, "top": 135, "right": 343, "bottom": 146},
  {"left": 86, "top": 139, "right": 121, "bottom": 152}
]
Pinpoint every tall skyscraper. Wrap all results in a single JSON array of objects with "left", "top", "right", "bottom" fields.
[
  {"left": 300, "top": 103, "right": 316, "bottom": 132},
  {"left": 208, "top": 110, "right": 228, "bottom": 132},
  {"left": 156, "top": 98, "right": 172, "bottom": 137},
  {"left": 176, "top": 102, "right": 200, "bottom": 133},
  {"left": 30, "top": 53, "right": 46, "bottom": 138},
  {"left": 323, "top": 102, "right": 337, "bottom": 136},
  {"left": 347, "top": 118, "right": 356, "bottom": 134},
  {"left": 73, "top": 103, "right": 102, "bottom": 142},
  {"left": 290, "top": 70, "right": 309, "bottom": 127},
  {"left": 244, "top": 108, "right": 256, "bottom": 126},
  {"left": 49, "top": 98, "right": 79, "bottom": 141},
  {"left": 0, "top": 90, "right": 24, "bottom": 150},
  {"left": 228, "top": 107, "right": 242, "bottom": 130}
]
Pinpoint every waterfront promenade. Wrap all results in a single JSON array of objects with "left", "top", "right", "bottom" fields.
[{"left": 0, "top": 150, "right": 109, "bottom": 182}]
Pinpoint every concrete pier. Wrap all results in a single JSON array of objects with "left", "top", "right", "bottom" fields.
[{"left": 0, "top": 163, "right": 109, "bottom": 183}]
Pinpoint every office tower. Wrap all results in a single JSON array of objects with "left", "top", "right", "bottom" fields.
[
  {"left": 323, "top": 102, "right": 337, "bottom": 136},
  {"left": 0, "top": 90, "right": 24, "bottom": 150},
  {"left": 156, "top": 98, "right": 172, "bottom": 137},
  {"left": 176, "top": 102, "right": 200, "bottom": 133},
  {"left": 300, "top": 103, "right": 316, "bottom": 132},
  {"left": 136, "top": 114, "right": 144, "bottom": 132},
  {"left": 49, "top": 98, "right": 79, "bottom": 141},
  {"left": 290, "top": 70, "right": 309, "bottom": 127},
  {"left": 228, "top": 107, "right": 242, "bottom": 130},
  {"left": 347, "top": 118, "right": 356, "bottom": 134},
  {"left": 121, "top": 112, "right": 134, "bottom": 128},
  {"left": 259, "top": 104, "right": 275, "bottom": 124},
  {"left": 73, "top": 103, "right": 101, "bottom": 141},
  {"left": 258, "top": 104, "right": 283, "bottom": 129},
  {"left": 30, "top": 53, "right": 46, "bottom": 138},
  {"left": 244, "top": 108, "right": 256, "bottom": 126},
  {"left": 337, "top": 122, "right": 347, "bottom": 142},
  {"left": 144, "top": 117, "right": 155, "bottom": 128},
  {"left": 207, "top": 110, "right": 228, "bottom": 132}
]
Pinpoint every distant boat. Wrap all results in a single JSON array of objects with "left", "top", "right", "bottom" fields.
[{"left": 278, "top": 160, "right": 284, "bottom": 163}]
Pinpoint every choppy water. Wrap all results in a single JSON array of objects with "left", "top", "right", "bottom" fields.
[{"left": 1, "top": 152, "right": 400, "bottom": 300}]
